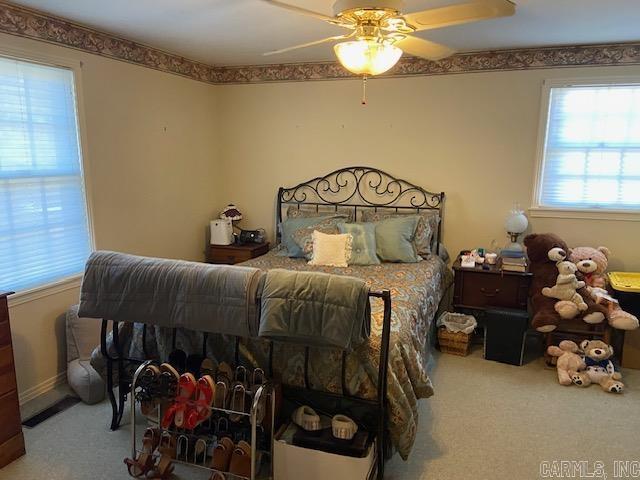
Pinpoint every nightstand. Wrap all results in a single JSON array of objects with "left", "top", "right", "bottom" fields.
[
  {"left": 452, "top": 256, "right": 533, "bottom": 365},
  {"left": 206, "top": 242, "right": 270, "bottom": 265}
]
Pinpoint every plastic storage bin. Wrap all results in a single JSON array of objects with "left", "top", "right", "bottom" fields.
[
  {"left": 609, "top": 272, "right": 640, "bottom": 369},
  {"left": 274, "top": 423, "right": 376, "bottom": 480}
]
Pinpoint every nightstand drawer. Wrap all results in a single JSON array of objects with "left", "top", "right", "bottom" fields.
[
  {"left": 460, "top": 272, "right": 521, "bottom": 309},
  {"left": 209, "top": 250, "right": 251, "bottom": 264},
  {"left": 454, "top": 267, "right": 530, "bottom": 311},
  {"left": 206, "top": 243, "right": 270, "bottom": 265}
]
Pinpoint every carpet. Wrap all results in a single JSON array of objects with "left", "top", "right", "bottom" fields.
[{"left": 2, "top": 348, "right": 638, "bottom": 480}]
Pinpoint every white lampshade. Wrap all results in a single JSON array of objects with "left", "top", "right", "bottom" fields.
[
  {"left": 505, "top": 209, "right": 528, "bottom": 234},
  {"left": 334, "top": 40, "right": 402, "bottom": 76}
]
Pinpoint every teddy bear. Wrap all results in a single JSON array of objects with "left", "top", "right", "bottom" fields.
[
  {"left": 525, "top": 233, "right": 607, "bottom": 332},
  {"left": 570, "top": 340, "right": 624, "bottom": 393},
  {"left": 569, "top": 246, "right": 639, "bottom": 331},
  {"left": 546, "top": 340, "right": 586, "bottom": 386},
  {"left": 542, "top": 261, "right": 588, "bottom": 312}
]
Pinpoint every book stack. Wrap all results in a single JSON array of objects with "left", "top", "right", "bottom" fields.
[{"left": 501, "top": 255, "right": 527, "bottom": 272}]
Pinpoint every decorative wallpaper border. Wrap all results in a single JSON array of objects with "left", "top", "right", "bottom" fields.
[{"left": 1, "top": 1, "right": 640, "bottom": 85}]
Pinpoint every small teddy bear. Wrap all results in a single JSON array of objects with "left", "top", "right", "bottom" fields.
[
  {"left": 542, "top": 261, "right": 588, "bottom": 312},
  {"left": 569, "top": 246, "right": 639, "bottom": 331},
  {"left": 547, "top": 340, "right": 586, "bottom": 386},
  {"left": 571, "top": 339, "right": 624, "bottom": 393}
]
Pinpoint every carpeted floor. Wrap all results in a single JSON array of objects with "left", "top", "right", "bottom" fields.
[{"left": 3, "top": 347, "right": 639, "bottom": 480}]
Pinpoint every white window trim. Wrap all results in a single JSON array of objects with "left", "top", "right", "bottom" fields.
[
  {"left": 0, "top": 44, "right": 96, "bottom": 301},
  {"left": 530, "top": 76, "right": 640, "bottom": 221}
]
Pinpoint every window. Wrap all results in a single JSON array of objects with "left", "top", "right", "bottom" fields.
[
  {"left": 535, "top": 80, "right": 640, "bottom": 212},
  {"left": 0, "top": 55, "right": 92, "bottom": 293}
]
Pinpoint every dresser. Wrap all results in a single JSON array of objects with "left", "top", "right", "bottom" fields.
[{"left": 0, "top": 292, "right": 25, "bottom": 468}]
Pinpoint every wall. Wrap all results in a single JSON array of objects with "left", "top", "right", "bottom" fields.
[
  {"left": 1, "top": 32, "right": 222, "bottom": 399},
  {"left": 217, "top": 65, "right": 640, "bottom": 271}
]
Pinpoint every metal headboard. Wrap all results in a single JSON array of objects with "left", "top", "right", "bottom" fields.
[{"left": 276, "top": 166, "right": 445, "bottom": 254}]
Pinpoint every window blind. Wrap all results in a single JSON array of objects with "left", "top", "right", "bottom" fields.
[
  {"left": 539, "top": 84, "right": 640, "bottom": 210},
  {"left": 0, "top": 56, "right": 91, "bottom": 293}
]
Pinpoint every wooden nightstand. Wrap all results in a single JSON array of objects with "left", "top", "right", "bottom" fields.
[
  {"left": 452, "top": 256, "right": 533, "bottom": 365},
  {"left": 206, "top": 242, "right": 270, "bottom": 265},
  {"left": 453, "top": 257, "right": 532, "bottom": 312}
]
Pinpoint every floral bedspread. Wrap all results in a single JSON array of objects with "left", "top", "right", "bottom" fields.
[
  {"left": 101, "top": 251, "right": 451, "bottom": 459},
  {"left": 242, "top": 251, "right": 451, "bottom": 458}
]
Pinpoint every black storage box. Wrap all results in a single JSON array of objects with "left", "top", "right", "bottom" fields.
[{"left": 484, "top": 307, "right": 529, "bottom": 366}]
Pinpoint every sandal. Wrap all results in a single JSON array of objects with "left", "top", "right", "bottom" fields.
[
  {"left": 229, "top": 383, "right": 249, "bottom": 423},
  {"left": 124, "top": 427, "right": 160, "bottom": 478},
  {"left": 184, "top": 375, "right": 215, "bottom": 430},
  {"left": 137, "top": 365, "right": 161, "bottom": 418},
  {"left": 229, "top": 440, "right": 252, "bottom": 478},
  {"left": 147, "top": 432, "right": 176, "bottom": 479},
  {"left": 211, "top": 436, "right": 234, "bottom": 472},
  {"left": 161, "top": 372, "right": 196, "bottom": 429}
]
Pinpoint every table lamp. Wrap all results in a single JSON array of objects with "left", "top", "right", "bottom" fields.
[{"left": 505, "top": 205, "right": 528, "bottom": 252}]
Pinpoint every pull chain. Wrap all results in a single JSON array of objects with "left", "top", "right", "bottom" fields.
[{"left": 361, "top": 75, "right": 367, "bottom": 105}]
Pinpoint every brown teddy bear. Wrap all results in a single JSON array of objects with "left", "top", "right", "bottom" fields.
[
  {"left": 524, "top": 233, "right": 607, "bottom": 332},
  {"left": 546, "top": 340, "right": 586, "bottom": 386},
  {"left": 569, "top": 246, "right": 639, "bottom": 331},
  {"left": 571, "top": 340, "right": 624, "bottom": 393}
]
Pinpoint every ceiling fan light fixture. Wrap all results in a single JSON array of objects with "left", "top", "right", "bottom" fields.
[{"left": 334, "top": 39, "right": 402, "bottom": 76}]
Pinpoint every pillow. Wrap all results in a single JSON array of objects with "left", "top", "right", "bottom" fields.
[
  {"left": 374, "top": 216, "right": 421, "bottom": 263},
  {"left": 361, "top": 210, "right": 439, "bottom": 257},
  {"left": 279, "top": 214, "right": 347, "bottom": 258},
  {"left": 308, "top": 230, "right": 353, "bottom": 267},
  {"left": 338, "top": 223, "right": 380, "bottom": 266},
  {"left": 286, "top": 205, "right": 355, "bottom": 222},
  {"left": 292, "top": 216, "right": 347, "bottom": 260}
]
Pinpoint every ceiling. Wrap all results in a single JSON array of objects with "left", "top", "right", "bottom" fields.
[{"left": 12, "top": 0, "right": 640, "bottom": 66}]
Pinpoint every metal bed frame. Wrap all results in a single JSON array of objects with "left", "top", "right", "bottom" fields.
[{"left": 99, "top": 166, "right": 445, "bottom": 479}]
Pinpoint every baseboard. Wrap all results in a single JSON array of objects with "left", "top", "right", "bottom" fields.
[{"left": 18, "top": 371, "right": 67, "bottom": 405}]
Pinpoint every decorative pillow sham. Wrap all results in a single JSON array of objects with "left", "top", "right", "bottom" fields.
[
  {"left": 374, "top": 216, "right": 421, "bottom": 263},
  {"left": 338, "top": 222, "right": 380, "bottom": 266},
  {"left": 308, "top": 230, "right": 352, "bottom": 268},
  {"left": 286, "top": 205, "right": 355, "bottom": 222},
  {"left": 292, "top": 216, "right": 347, "bottom": 260},
  {"left": 279, "top": 214, "right": 347, "bottom": 258},
  {"left": 361, "top": 210, "right": 439, "bottom": 257}
]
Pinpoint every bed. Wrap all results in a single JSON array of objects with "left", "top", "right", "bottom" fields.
[{"left": 93, "top": 166, "right": 452, "bottom": 460}]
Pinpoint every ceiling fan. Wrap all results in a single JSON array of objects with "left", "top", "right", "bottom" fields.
[{"left": 259, "top": 0, "right": 516, "bottom": 76}]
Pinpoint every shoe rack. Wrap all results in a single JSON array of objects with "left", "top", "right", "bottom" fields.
[{"left": 130, "top": 360, "right": 276, "bottom": 480}]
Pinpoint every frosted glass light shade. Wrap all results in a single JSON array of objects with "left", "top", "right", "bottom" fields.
[
  {"left": 334, "top": 40, "right": 402, "bottom": 76},
  {"left": 505, "top": 211, "right": 528, "bottom": 234}
]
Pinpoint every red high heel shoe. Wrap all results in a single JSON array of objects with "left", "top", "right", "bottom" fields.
[{"left": 161, "top": 372, "right": 196, "bottom": 429}]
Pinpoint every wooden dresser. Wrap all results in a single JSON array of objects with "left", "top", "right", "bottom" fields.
[{"left": 0, "top": 292, "right": 25, "bottom": 468}]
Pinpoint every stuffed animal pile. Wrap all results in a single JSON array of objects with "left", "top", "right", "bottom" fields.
[
  {"left": 547, "top": 339, "right": 625, "bottom": 394},
  {"left": 524, "top": 233, "right": 639, "bottom": 333}
]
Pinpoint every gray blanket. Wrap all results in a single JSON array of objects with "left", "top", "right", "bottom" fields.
[
  {"left": 258, "top": 269, "right": 371, "bottom": 351},
  {"left": 78, "top": 251, "right": 265, "bottom": 337}
]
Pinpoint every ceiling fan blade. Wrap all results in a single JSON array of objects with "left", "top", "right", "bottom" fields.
[
  {"left": 257, "top": 0, "right": 345, "bottom": 25},
  {"left": 395, "top": 36, "right": 456, "bottom": 61},
  {"left": 404, "top": 0, "right": 515, "bottom": 32},
  {"left": 264, "top": 33, "right": 355, "bottom": 56}
]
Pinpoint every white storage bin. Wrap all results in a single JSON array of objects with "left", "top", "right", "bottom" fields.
[{"left": 274, "top": 423, "right": 376, "bottom": 480}]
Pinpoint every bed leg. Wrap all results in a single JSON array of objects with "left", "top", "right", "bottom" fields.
[{"left": 106, "top": 356, "right": 119, "bottom": 431}]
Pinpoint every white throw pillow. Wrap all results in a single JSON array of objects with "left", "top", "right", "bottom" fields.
[{"left": 308, "top": 230, "right": 352, "bottom": 267}]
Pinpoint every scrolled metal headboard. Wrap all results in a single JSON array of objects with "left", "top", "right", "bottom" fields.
[{"left": 276, "top": 166, "right": 445, "bottom": 254}]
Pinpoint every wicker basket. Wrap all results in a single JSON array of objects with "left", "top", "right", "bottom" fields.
[{"left": 437, "top": 327, "right": 472, "bottom": 356}]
